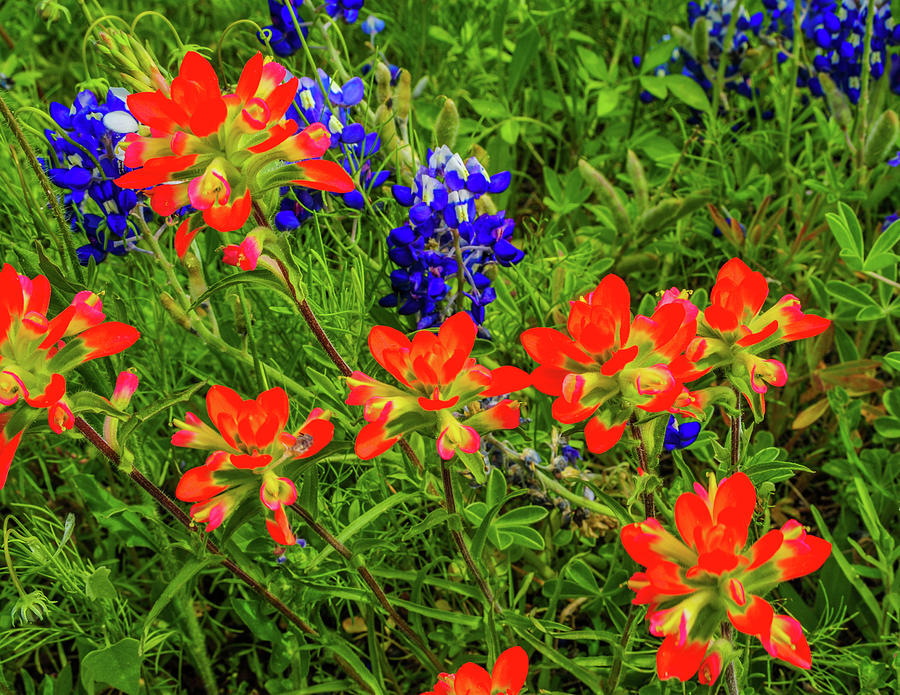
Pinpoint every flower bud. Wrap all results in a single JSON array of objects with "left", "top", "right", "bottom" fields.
[
  {"left": 578, "top": 159, "right": 632, "bottom": 234},
  {"left": 626, "top": 149, "right": 649, "bottom": 213},
  {"left": 374, "top": 62, "right": 393, "bottom": 105},
  {"left": 819, "top": 73, "right": 851, "bottom": 131},
  {"left": 692, "top": 17, "right": 709, "bottom": 64},
  {"left": 435, "top": 98, "right": 460, "bottom": 149},
  {"left": 864, "top": 109, "right": 900, "bottom": 167},
  {"left": 636, "top": 197, "right": 684, "bottom": 233},
  {"left": 395, "top": 69, "right": 411, "bottom": 120},
  {"left": 232, "top": 293, "right": 251, "bottom": 337},
  {"left": 182, "top": 251, "right": 209, "bottom": 313},
  {"left": 375, "top": 102, "right": 399, "bottom": 155}
]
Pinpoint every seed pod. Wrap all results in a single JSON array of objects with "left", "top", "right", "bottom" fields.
[
  {"left": 469, "top": 143, "right": 490, "bottom": 169},
  {"left": 160, "top": 292, "right": 193, "bottom": 331},
  {"left": 375, "top": 102, "right": 399, "bottom": 154},
  {"left": 864, "top": 109, "right": 900, "bottom": 167},
  {"left": 182, "top": 251, "right": 208, "bottom": 304},
  {"left": 636, "top": 198, "right": 684, "bottom": 233},
  {"left": 231, "top": 292, "right": 250, "bottom": 337},
  {"left": 692, "top": 17, "right": 709, "bottom": 64},
  {"left": 395, "top": 69, "right": 411, "bottom": 120},
  {"left": 578, "top": 159, "right": 632, "bottom": 234},
  {"left": 374, "top": 63, "right": 393, "bottom": 106},
  {"left": 819, "top": 73, "right": 851, "bottom": 131},
  {"left": 617, "top": 252, "right": 661, "bottom": 274},
  {"left": 626, "top": 149, "right": 649, "bottom": 213},
  {"left": 434, "top": 98, "right": 460, "bottom": 148}
]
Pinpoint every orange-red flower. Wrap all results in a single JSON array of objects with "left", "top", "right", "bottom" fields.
[
  {"left": 620, "top": 472, "right": 831, "bottom": 683},
  {"left": 346, "top": 312, "right": 530, "bottom": 462},
  {"left": 520, "top": 274, "right": 702, "bottom": 454},
  {"left": 172, "top": 385, "right": 333, "bottom": 544},
  {"left": 421, "top": 646, "right": 528, "bottom": 695},
  {"left": 115, "top": 51, "right": 354, "bottom": 235},
  {"left": 687, "top": 259, "right": 830, "bottom": 416},
  {"left": 0, "top": 263, "right": 139, "bottom": 488}
]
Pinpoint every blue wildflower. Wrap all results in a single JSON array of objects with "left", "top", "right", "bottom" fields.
[
  {"left": 382, "top": 146, "right": 521, "bottom": 332},
  {"left": 42, "top": 88, "right": 145, "bottom": 264},
  {"left": 324, "top": 0, "right": 364, "bottom": 24},
  {"left": 663, "top": 416, "right": 701, "bottom": 451},
  {"left": 361, "top": 14, "right": 385, "bottom": 35},
  {"left": 258, "top": 0, "right": 308, "bottom": 57}
]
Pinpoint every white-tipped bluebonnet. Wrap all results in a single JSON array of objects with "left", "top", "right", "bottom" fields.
[
  {"left": 382, "top": 146, "right": 521, "bottom": 333},
  {"left": 258, "top": 0, "right": 309, "bottom": 57},
  {"left": 361, "top": 14, "right": 385, "bottom": 35},
  {"left": 663, "top": 415, "right": 701, "bottom": 451},
  {"left": 42, "top": 88, "right": 145, "bottom": 264},
  {"left": 275, "top": 71, "right": 390, "bottom": 224}
]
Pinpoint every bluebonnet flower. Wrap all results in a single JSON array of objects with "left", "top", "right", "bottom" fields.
[
  {"left": 42, "top": 88, "right": 145, "bottom": 264},
  {"left": 275, "top": 70, "right": 389, "bottom": 225},
  {"left": 361, "top": 14, "right": 385, "bottom": 35},
  {"left": 663, "top": 415, "right": 701, "bottom": 451},
  {"left": 561, "top": 444, "right": 581, "bottom": 463},
  {"left": 258, "top": 0, "right": 308, "bottom": 57},
  {"left": 883, "top": 211, "right": 899, "bottom": 229},
  {"left": 382, "top": 146, "right": 520, "bottom": 332},
  {"left": 324, "top": 0, "right": 364, "bottom": 24},
  {"left": 0, "top": 73, "right": 12, "bottom": 90}
]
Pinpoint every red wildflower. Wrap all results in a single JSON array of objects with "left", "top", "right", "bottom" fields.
[
  {"left": 346, "top": 312, "right": 530, "bottom": 462},
  {"left": 115, "top": 51, "right": 354, "bottom": 235},
  {"left": 173, "top": 385, "right": 333, "bottom": 544},
  {"left": 420, "top": 646, "right": 528, "bottom": 695},
  {"left": 620, "top": 472, "right": 831, "bottom": 682},
  {"left": 688, "top": 259, "right": 830, "bottom": 416},
  {"left": 0, "top": 264, "right": 139, "bottom": 487},
  {"left": 520, "top": 275, "right": 702, "bottom": 454}
]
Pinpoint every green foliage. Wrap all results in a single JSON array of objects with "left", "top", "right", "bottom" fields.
[{"left": 0, "top": 0, "right": 898, "bottom": 694}]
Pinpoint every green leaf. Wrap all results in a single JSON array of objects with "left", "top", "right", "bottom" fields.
[
  {"left": 825, "top": 280, "right": 877, "bottom": 308},
  {"left": 639, "top": 75, "right": 667, "bottom": 99},
  {"left": 85, "top": 567, "right": 117, "bottom": 601},
  {"left": 564, "top": 558, "right": 600, "bottom": 594},
  {"left": 873, "top": 416, "right": 900, "bottom": 438},
  {"left": 486, "top": 467, "right": 507, "bottom": 508},
  {"left": 499, "top": 525, "right": 544, "bottom": 550},
  {"left": 457, "top": 449, "right": 487, "bottom": 483},
  {"left": 595, "top": 88, "right": 620, "bottom": 117},
  {"left": 509, "top": 26, "right": 540, "bottom": 93},
  {"left": 883, "top": 351, "right": 900, "bottom": 370},
  {"left": 866, "top": 218, "right": 900, "bottom": 270},
  {"left": 141, "top": 558, "right": 213, "bottom": 644},
  {"left": 190, "top": 270, "right": 289, "bottom": 312},
  {"left": 401, "top": 509, "right": 457, "bottom": 541},
  {"left": 80, "top": 638, "right": 141, "bottom": 695},
  {"left": 884, "top": 388, "right": 900, "bottom": 417},
  {"left": 495, "top": 505, "right": 549, "bottom": 527},
  {"left": 665, "top": 74, "right": 710, "bottom": 110},
  {"left": 133, "top": 381, "right": 207, "bottom": 422},
  {"left": 643, "top": 39, "right": 676, "bottom": 71},
  {"left": 307, "top": 493, "right": 415, "bottom": 570},
  {"left": 825, "top": 202, "right": 864, "bottom": 270}
]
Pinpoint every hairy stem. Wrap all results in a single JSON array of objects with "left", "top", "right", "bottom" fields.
[
  {"left": 629, "top": 420, "right": 654, "bottom": 518},
  {"left": 731, "top": 387, "right": 742, "bottom": 471},
  {"left": 0, "top": 92, "right": 84, "bottom": 283},
  {"left": 72, "top": 416, "right": 376, "bottom": 693},
  {"left": 288, "top": 502, "right": 443, "bottom": 671},
  {"left": 722, "top": 622, "right": 741, "bottom": 695},
  {"left": 440, "top": 460, "right": 501, "bottom": 614},
  {"left": 605, "top": 605, "right": 638, "bottom": 694}
]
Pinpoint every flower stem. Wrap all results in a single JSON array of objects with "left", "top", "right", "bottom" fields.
[
  {"left": 722, "top": 622, "right": 741, "bottom": 695},
  {"left": 72, "top": 416, "right": 377, "bottom": 693},
  {"left": 605, "top": 604, "right": 638, "bottom": 693},
  {"left": 440, "top": 460, "right": 501, "bottom": 614},
  {"left": 2, "top": 517, "right": 27, "bottom": 599},
  {"left": 730, "top": 387, "right": 742, "bottom": 471},
  {"left": 288, "top": 502, "right": 443, "bottom": 672},
  {"left": 0, "top": 92, "right": 85, "bottom": 284},
  {"left": 629, "top": 419, "right": 654, "bottom": 518}
]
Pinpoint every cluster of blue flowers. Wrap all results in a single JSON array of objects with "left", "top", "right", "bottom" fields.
[
  {"left": 42, "top": 89, "right": 145, "bottom": 265},
  {"left": 640, "top": 1, "right": 900, "bottom": 107},
  {"left": 663, "top": 416, "right": 701, "bottom": 451},
  {"left": 258, "top": 0, "right": 382, "bottom": 57},
  {"left": 259, "top": 0, "right": 308, "bottom": 57},
  {"left": 380, "top": 146, "right": 521, "bottom": 332},
  {"left": 275, "top": 70, "right": 389, "bottom": 230}
]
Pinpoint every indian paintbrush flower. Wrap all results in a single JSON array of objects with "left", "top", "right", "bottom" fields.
[
  {"left": 172, "top": 385, "right": 333, "bottom": 545},
  {"left": 620, "top": 471, "right": 831, "bottom": 683},
  {"left": 686, "top": 258, "right": 830, "bottom": 417},
  {"left": 0, "top": 263, "right": 140, "bottom": 488},
  {"left": 520, "top": 274, "right": 704, "bottom": 454},
  {"left": 420, "top": 646, "right": 528, "bottom": 695},
  {"left": 114, "top": 51, "right": 354, "bottom": 238},
  {"left": 346, "top": 312, "right": 530, "bottom": 461}
]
